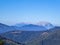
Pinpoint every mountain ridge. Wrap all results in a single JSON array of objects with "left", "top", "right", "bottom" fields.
[{"left": 0, "top": 22, "right": 58, "bottom": 33}]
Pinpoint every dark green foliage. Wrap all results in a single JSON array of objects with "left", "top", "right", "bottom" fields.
[{"left": 0, "top": 39, "right": 4, "bottom": 45}]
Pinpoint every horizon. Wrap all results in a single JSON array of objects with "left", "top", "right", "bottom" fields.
[
  {"left": 0, "top": 0, "right": 60, "bottom": 26},
  {"left": 0, "top": 21, "right": 59, "bottom": 26}
]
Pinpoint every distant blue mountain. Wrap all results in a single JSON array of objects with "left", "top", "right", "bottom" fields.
[
  {"left": 14, "top": 23, "right": 27, "bottom": 27},
  {"left": 14, "top": 22, "right": 54, "bottom": 31},
  {"left": 0, "top": 23, "right": 16, "bottom": 33},
  {"left": 18, "top": 24, "right": 47, "bottom": 31},
  {"left": 0, "top": 23, "right": 55, "bottom": 33}
]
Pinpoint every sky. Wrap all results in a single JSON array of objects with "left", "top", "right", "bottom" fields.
[{"left": 0, "top": 0, "right": 60, "bottom": 26}]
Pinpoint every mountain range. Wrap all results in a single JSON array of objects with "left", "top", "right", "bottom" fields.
[
  {"left": 1, "top": 26, "right": 60, "bottom": 45},
  {"left": 0, "top": 23, "right": 16, "bottom": 33},
  {"left": 0, "top": 23, "right": 60, "bottom": 45},
  {"left": 0, "top": 22, "right": 55, "bottom": 33}
]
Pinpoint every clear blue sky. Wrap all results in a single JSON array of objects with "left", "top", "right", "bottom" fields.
[{"left": 0, "top": 0, "right": 60, "bottom": 26}]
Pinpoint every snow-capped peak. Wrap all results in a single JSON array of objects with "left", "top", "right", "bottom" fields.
[{"left": 37, "top": 21, "right": 54, "bottom": 29}]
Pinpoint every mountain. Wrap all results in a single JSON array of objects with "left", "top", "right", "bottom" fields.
[
  {"left": 0, "top": 23, "right": 47, "bottom": 33},
  {"left": 40, "top": 28, "right": 60, "bottom": 45},
  {"left": 19, "top": 24, "right": 47, "bottom": 31},
  {"left": 0, "top": 22, "right": 56, "bottom": 33},
  {"left": 26, "top": 27, "right": 60, "bottom": 45},
  {"left": 1, "top": 31, "right": 43, "bottom": 43},
  {"left": 0, "top": 26, "right": 60, "bottom": 45},
  {"left": 37, "top": 22, "right": 54, "bottom": 29},
  {"left": 14, "top": 23, "right": 28, "bottom": 27},
  {"left": 48, "top": 26, "right": 60, "bottom": 31},
  {"left": 0, "top": 23, "right": 15, "bottom": 33},
  {"left": 12, "top": 22, "right": 55, "bottom": 31}
]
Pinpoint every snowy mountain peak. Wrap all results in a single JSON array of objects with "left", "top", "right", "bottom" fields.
[{"left": 37, "top": 22, "right": 54, "bottom": 29}]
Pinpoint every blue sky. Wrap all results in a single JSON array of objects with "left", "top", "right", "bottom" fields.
[{"left": 0, "top": 0, "right": 60, "bottom": 26}]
